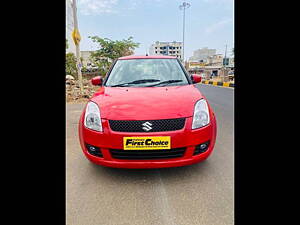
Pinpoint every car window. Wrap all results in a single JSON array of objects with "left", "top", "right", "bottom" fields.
[{"left": 105, "top": 59, "right": 189, "bottom": 87}]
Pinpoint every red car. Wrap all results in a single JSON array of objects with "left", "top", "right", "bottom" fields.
[{"left": 78, "top": 55, "right": 217, "bottom": 168}]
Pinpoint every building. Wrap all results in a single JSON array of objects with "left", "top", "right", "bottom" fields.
[
  {"left": 188, "top": 53, "right": 224, "bottom": 77},
  {"left": 66, "top": 0, "right": 76, "bottom": 54},
  {"left": 207, "top": 54, "right": 223, "bottom": 67},
  {"left": 80, "top": 51, "right": 113, "bottom": 68},
  {"left": 189, "top": 47, "right": 216, "bottom": 62},
  {"left": 228, "top": 57, "right": 234, "bottom": 68},
  {"left": 80, "top": 51, "right": 94, "bottom": 67},
  {"left": 149, "top": 41, "right": 183, "bottom": 60},
  {"left": 187, "top": 46, "right": 234, "bottom": 78}
]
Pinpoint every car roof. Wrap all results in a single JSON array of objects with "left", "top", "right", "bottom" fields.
[{"left": 118, "top": 55, "right": 177, "bottom": 60}]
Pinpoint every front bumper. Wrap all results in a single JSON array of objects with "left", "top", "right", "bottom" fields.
[{"left": 78, "top": 115, "right": 217, "bottom": 169}]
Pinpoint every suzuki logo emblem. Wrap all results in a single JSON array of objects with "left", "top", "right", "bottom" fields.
[{"left": 142, "top": 122, "right": 153, "bottom": 131}]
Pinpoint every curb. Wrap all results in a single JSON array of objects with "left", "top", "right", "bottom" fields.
[{"left": 201, "top": 80, "right": 234, "bottom": 88}]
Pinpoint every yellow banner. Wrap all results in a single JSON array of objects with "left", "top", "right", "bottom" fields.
[
  {"left": 123, "top": 137, "right": 171, "bottom": 150},
  {"left": 72, "top": 28, "right": 81, "bottom": 45},
  {"left": 189, "top": 62, "right": 206, "bottom": 68}
]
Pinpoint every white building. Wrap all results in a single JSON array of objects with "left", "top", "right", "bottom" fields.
[
  {"left": 81, "top": 51, "right": 97, "bottom": 66},
  {"left": 189, "top": 47, "right": 216, "bottom": 62},
  {"left": 149, "top": 41, "right": 183, "bottom": 60},
  {"left": 66, "top": 0, "right": 76, "bottom": 54},
  {"left": 80, "top": 51, "right": 113, "bottom": 68},
  {"left": 207, "top": 54, "right": 224, "bottom": 66},
  {"left": 229, "top": 58, "right": 234, "bottom": 68}
]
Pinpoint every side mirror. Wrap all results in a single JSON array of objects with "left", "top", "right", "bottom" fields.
[
  {"left": 91, "top": 76, "right": 103, "bottom": 86},
  {"left": 191, "top": 74, "right": 202, "bottom": 83}
]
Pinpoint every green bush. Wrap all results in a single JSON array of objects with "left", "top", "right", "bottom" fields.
[
  {"left": 66, "top": 53, "right": 77, "bottom": 78},
  {"left": 81, "top": 66, "right": 88, "bottom": 73}
]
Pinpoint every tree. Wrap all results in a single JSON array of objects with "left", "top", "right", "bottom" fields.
[
  {"left": 88, "top": 36, "right": 140, "bottom": 76},
  {"left": 66, "top": 53, "right": 77, "bottom": 78},
  {"left": 66, "top": 39, "right": 69, "bottom": 50}
]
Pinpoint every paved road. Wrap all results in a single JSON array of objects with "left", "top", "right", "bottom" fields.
[{"left": 66, "top": 84, "right": 234, "bottom": 225}]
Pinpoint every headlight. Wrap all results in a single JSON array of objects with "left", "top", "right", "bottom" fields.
[
  {"left": 192, "top": 99, "right": 210, "bottom": 129},
  {"left": 84, "top": 101, "right": 103, "bottom": 132}
]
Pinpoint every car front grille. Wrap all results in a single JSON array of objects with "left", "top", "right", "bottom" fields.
[
  {"left": 109, "top": 118, "right": 186, "bottom": 132},
  {"left": 110, "top": 148, "right": 186, "bottom": 160}
]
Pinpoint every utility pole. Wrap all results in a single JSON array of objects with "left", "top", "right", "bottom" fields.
[
  {"left": 223, "top": 44, "right": 228, "bottom": 82},
  {"left": 179, "top": 2, "right": 191, "bottom": 65},
  {"left": 224, "top": 44, "right": 227, "bottom": 68},
  {"left": 71, "top": 0, "right": 83, "bottom": 94}
]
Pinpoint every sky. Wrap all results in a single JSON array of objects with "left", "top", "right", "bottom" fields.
[{"left": 76, "top": 0, "right": 234, "bottom": 60}]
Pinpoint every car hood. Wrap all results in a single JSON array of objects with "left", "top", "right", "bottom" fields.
[{"left": 90, "top": 85, "right": 203, "bottom": 120}]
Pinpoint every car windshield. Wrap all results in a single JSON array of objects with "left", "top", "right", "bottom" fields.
[{"left": 105, "top": 58, "right": 190, "bottom": 87}]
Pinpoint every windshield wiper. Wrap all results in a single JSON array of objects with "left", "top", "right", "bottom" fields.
[
  {"left": 146, "top": 79, "right": 183, "bottom": 87},
  {"left": 110, "top": 79, "right": 160, "bottom": 87}
]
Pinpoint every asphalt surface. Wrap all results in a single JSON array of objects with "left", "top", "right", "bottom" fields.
[{"left": 66, "top": 84, "right": 234, "bottom": 225}]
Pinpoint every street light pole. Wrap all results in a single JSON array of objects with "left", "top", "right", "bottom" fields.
[
  {"left": 222, "top": 44, "right": 228, "bottom": 82},
  {"left": 71, "top": 0, "right": 83, "bottom": 94},
  {"left": 224, "top": 44, "right": 227, "bottom": 69},
  {"left": 179, "top": 2, "right": 191, "bottom": 64}
]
